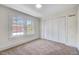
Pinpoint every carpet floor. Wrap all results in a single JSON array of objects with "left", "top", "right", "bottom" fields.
[{"left": 0, "top": 39, "right": 79, "bottom": 55}]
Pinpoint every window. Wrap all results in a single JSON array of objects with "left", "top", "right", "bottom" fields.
[
  {"left": 11, "top": 16, "right": 35, "bottom": 38},
  {"left": 12, "top": 16, "right": 25, "bottom": 37},
  {"left": 26, "top": 19, "right": 34, "bottom": 35}
]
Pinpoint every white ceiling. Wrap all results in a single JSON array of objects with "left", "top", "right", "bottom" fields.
[{"left": 24, "top": 4, "right": 78, "bottom": 16}]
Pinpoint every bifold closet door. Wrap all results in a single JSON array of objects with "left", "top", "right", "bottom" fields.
[
  {"left": 67, "top": 15, "right": 76, "bottom": 46},
  {"left": 57, "top": 17, "right": 66, "bottom": 43},
  {"left": 50, "top": 19, "right": 59, "bottom": 41}
]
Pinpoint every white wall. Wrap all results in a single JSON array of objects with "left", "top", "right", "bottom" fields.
[
  {"left": 41, "top": 7, "right": 78, "bottom": 48},
  {"left": 0, "top": 5, "right": 40, "bottom": 51},
  {"left": 77, "top": 6, "right": 79, "bottom": 50}
]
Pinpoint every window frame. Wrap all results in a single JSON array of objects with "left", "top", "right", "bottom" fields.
[{"left": 8, "top": 14, "right": 35, "bottom": 39}]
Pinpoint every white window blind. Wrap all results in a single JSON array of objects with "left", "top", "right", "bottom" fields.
[{"left": 9, "top": 15, "right": 36, "bottom": 38}]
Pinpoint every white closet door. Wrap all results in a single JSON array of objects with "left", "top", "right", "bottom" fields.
[
  {"left": 57, "top": 17, "right": 66, "bottom": 43},
  {"left": 67, "top": 15, "right": 76, "bottom": 46},
  {"left": 51, "top": 19, "right": 59, "bottom": 41}
]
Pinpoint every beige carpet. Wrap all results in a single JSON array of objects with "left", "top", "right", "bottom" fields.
[{"left": 0, "top": 39, "right": 79, "bottom": 55}]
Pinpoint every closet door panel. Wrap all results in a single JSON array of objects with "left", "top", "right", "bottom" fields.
[
  {"left": 67, "top": 15, "right": 76, "bottom": 46},
  {"left": 58, "top": 17, "right": 66, "bottom": 43},
  {"left": 51, "top": 19, "right": 59, "bottom": 42}
]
